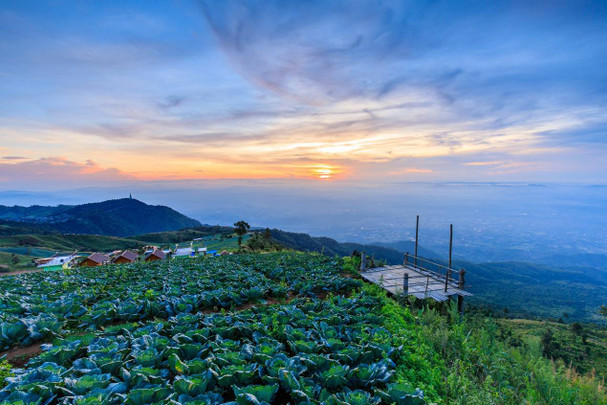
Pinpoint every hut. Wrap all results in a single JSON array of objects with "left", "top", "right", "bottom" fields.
[
  {"left": 81, "top": 253, "right": 110, "bottom": 267},
  {"left": 143, "top": 249, "right": 165, "bottom": 262},
  {"left": 113, "top": 250, "right": 138, "bottom": 264}
]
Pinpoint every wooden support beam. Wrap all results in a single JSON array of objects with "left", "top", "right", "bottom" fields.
[
  {"left": 414, "top": 215, "right": 419, "bottom": 268},
  {"left": 360, "top": 252, "right": 366, "bottom": 271},
  {"left": 403, "top": 273, "right": 409, "bottom": 296},
  {"left": 449, "top": 224, "right": 453, "bottom": 269}
]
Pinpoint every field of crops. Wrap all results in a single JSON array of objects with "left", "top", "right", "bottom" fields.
[
  {"left": 0, "top": 254, "right": 361, "bottom": 352},
  {"left": 1, "top": 292, "right": 428, "bottom": 404},
  {"left": 0, "top": 253, "right": 432, "bottom": 404}
]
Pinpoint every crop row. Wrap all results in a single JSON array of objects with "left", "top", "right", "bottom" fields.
[
  {"left": 0, "top": 291, "right": 425, "bottom": 404},
  {"left": 0, "top": 253, "right": 361, "bottom": 352}
]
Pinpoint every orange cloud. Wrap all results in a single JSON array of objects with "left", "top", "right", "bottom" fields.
[{"left": 387, "top": 168, "right": 433, "bottom": 175}]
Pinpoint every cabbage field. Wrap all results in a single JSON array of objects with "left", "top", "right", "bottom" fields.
[
  {"left": 0, "top": 253, "right": 430, "bottom": 404},
  {"left": 0, "top": 254, "right": 361, "bottom": 351}
]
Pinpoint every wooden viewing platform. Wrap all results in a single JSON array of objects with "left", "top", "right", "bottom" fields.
[
  {"left": 361, "top": 216, "right": 472, "bottom": 310},
  {"left": 360, "top": 253, "right": 472, "bottom": 310}
]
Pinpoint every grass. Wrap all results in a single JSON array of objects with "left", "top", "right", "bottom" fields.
[
  {"left": 368, "top": 284, "right": 607, "bottom": 404},
  {"left": 496, "top": 317, "right": 607, "bottom": 379},
  {"left": 0, "top": 251, "right": 35, "bottom": 272}
]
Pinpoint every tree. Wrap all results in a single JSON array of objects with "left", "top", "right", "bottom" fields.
[
  {"left": 234, "top": 220, "right": 251, "bottom": 247},
  {"left": 570, "top": 322, "right": 583, "bottom": 336},
  {"left": 600, "top": 305, "right": 607, "bottom": 317},
  {"left": 263, "top": 228, "right": 272, "bottom": 241}
]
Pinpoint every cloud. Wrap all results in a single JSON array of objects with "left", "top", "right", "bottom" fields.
[
  {"left": 158, "top": 95, "right": 186, "bottom": 110},
  {"left": 0, "top": 157, "right": 136, "bottom": 189},
  {"left": 387, "top": 168, "right": 433, "bottom": 175},
  {"left": 199, "top": 0, "right": 435, "bottom": 104},
  {"left": 2, "top": 156, "right": 28, "bottom": 160}
]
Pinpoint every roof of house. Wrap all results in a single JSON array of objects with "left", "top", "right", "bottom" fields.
[
  {"left": 116, "top": 250, "right": 138, "bottom": 262},
  {"left": 37, "top": 254, "right": 80, "bottom": 268},
  {"left": 197, "top": 247, "right": 207, "bottom": 252},
  {"left": 173, "top": 247, "right": 192, "bottom": 257},
  {"left": 219, "top": 250, "right": 230, "bottom": 256},
  {"left": 144, "top": 249, "right": 165, "bottom": 260},
  {"left": 86, "top": 252, "right": 110, "bottom": 264}
]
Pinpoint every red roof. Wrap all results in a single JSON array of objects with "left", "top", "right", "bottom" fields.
[
  {"left": 87, "top": 252, "right": 110, "bottom": 264},
  {"left": 118, "top": 250, "right": 138, "bottom": 262},
  {"left": 144, "top": 249, "right": 165, "bottom": 260}
]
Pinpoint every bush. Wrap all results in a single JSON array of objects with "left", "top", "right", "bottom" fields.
[{"left": 0, "top": 360, "right": 12, "bottom": 388}]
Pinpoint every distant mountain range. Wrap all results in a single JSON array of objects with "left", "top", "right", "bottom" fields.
[{"left": 0, "top": 198, "right": 201, "bottom": 236}]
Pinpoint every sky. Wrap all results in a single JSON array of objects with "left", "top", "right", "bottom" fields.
[{"left": 1, "top": 0, "right": 607, "bottom": 190}]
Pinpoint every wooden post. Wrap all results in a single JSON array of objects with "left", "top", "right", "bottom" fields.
[
  {"left": 457, "top": 268, "right": 466, "bottom": 313},
  {"left": 360, "top": 252, "right": 366, "bottom": 271},
  {"left": 403, "top": 273, "right": 409, "bottom": 296},
  {"left": 449, "top": 224, "right": 453, "bottom": 269},
  {"left": 404, "top": 252, "right": 409, "bottom": 266},
  {"left": 444, "top": 268, "right": 450, "bottom": 292},
  {"left": 424, "top": 276, "right": 430, "bottom": 295},
  {"left": 414, "top": 215, "right": 419, "bottom": 268}
]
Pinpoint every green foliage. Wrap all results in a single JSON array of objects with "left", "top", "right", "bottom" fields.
[
  {"left": 0, "top": 252, "right": 605, "bottom": 404},
  {"left": 0, "top": 290, "right": 425, "bottom": 404},
  {"left": 244, "top": 232, "right": 285, "bottom": 252},
  {"left": 234, "top": 220, "right": 251, "bottom": 247},
  {"left": 0, "top": 361, "right": 11, "bottom": 388},
  {"left": 0, "top": 253, "right": 361, "bottom": 351}
]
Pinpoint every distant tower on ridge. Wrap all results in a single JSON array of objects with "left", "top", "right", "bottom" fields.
[{"left": 129, "top": 193, "right": 133, "bottom": 199}]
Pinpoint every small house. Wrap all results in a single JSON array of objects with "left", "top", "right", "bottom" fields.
[
  {"left": 112, "top": 250, "right": 138, "bottom": 264},
  {"left": 144, "top": 249, "right": 165, "bottom": 261},
  {"left": 81, "top": 253, "right": 110, "bottom": 267}
]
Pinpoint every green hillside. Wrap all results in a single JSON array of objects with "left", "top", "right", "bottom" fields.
[
  {"left": 0, "top": 253, "right": 604, "bottom": 404},
  {"left": 0, "top": 198, "right": 202, "bottom": 236}
]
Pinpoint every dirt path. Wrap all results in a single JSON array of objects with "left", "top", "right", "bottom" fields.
[{"left": 1, "top": 343, "right": 43, "bottom": 367}]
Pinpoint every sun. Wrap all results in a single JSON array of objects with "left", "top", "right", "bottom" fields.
[{"left": 309, "top": 164, "right": 339, "bottom": 180}]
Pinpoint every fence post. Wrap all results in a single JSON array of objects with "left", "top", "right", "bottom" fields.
[
  {"left": 404, "top": 252, "right": 409, "bottom": 266},
  {"left": 360, "top": 252, "right": 366, "bottom": 271},
  {"left": 457, "top": 268, "right": 466, "bottom": 313},
  {"left": 444, "top": 268, "right": 450, "bottom": 292},
  {"left": 403, "top": 273, "right": 409, "bottom": 297}
]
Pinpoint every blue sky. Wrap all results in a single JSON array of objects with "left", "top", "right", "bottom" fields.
[{"left": 1, "top": 0, "right": 607, "bottom": 188}]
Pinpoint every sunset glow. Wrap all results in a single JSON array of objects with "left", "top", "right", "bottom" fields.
[{"left": 0, "top": 1, "right": 606, "bottom": 188}]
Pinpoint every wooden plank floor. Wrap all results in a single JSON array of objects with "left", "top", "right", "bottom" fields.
[{"left": 361, "top": 265, "right": 471, "bottom": 302}]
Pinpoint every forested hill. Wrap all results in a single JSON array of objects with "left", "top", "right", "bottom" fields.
[
  {"left": 0, "top": 198, "right": 201, "bottom": 236},
  {"left": 269, "top": 228, "right": 437, "bottom": 264}
]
